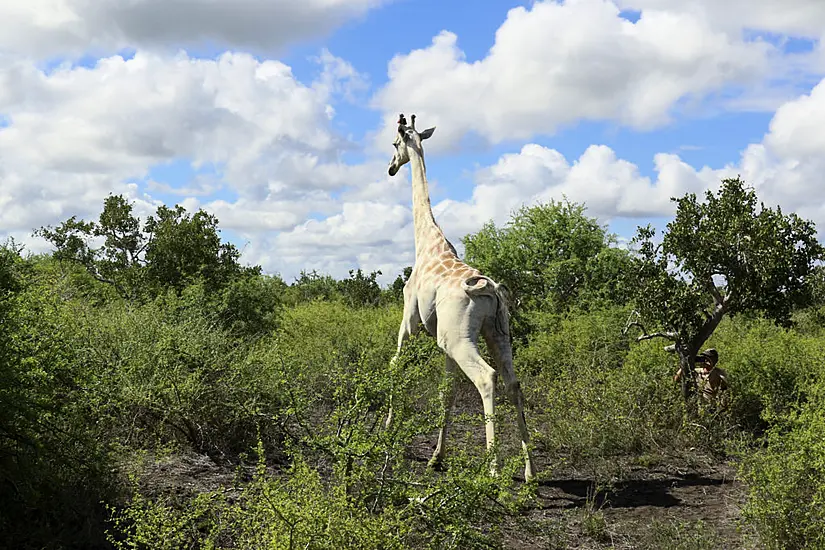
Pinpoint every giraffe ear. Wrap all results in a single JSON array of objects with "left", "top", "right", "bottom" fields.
[{"left": 419, "top": 127, "right": 435, "bottom": 140}]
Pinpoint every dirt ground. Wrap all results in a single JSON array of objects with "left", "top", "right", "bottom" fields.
[
  {"left": 136, "top": 380, "right": 751, "bottom": 549},
  {"left": 139, "top": 438, "right": 749, "bottom": 550},
  {"left": 500, "top": 460, "right": 748, "bottom": 549},
  {"left": 403, "top": 427, "right": 749, "bottom": 549}
]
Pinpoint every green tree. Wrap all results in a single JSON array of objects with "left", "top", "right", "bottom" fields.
[
  {"left": 143, "top": 204, "right": 251, "bottom": 293},
  {"left": 36, "top": 194, "right": 146, "bottom": 297},
  {"left": 286, "top": 270, "right": 341, "bottom": 305},
  {"left": 462, "top": 201, "right": 632, "bottom": 340},
  {"left": 37, "top": 195, "right": 252, "bottom": 299},
  {"left": 0, "top": 242, "right": 116, "bottom": 548},
  {"left": 338, "top": 268, "right": 383, "bottom": 308},
  {"left": 627, "top": 176, "right": 824, "bottom": 404},
  {"left": 387, "top": 266, "right": 413, "bottom": 304}
]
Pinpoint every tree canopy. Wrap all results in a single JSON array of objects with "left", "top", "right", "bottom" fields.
[
  {"left": 36, "top": 194, "right": 255, "bottom": 299},
  {"left": 462, "top": 200, "right": 633, "bottom": 314},
  {"left": 628, "top": 176, "right": 824, "bottom": 399}
]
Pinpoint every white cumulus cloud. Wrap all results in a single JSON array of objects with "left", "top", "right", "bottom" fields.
[
  {"left": 615, "top": 0, "right": 825, "bottom": 38},
  {"left": 371, "top": 0, "right": 774, "bottom": 152},
  {"left": 0, "top": 49, "right": 367, "bottom": 243},
  {"left": 0, "top": 0, "right": 391, "bottom": 58}
]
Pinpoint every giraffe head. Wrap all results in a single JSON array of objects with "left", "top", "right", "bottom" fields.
[{"left": 388, "top": 113, "right": 435, "bottom": 176}]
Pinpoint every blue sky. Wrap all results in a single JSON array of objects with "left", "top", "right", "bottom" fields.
[{"left": 2, "top": 0, "right": 825, "bottom": 282}]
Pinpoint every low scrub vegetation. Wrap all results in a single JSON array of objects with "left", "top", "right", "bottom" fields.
[{"left": 2, "top": 180, "right": 825, "bottom": 548}]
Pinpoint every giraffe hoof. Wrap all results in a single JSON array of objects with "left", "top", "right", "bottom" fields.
[{"left": 427, "top": 457, "right": 446, "bottom": 472}]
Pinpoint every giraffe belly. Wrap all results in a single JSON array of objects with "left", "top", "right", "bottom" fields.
[{"left": 417, "top": 291, "right": 438, "bottom": 336}]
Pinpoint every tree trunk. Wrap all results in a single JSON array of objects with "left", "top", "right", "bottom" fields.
[
  {"left": 679, "top": 294, "right": 728, "bottom": 412},
  {"left": 677, "top": 351, "right": 694, "bottom": 399},
  {"left": 675, "top": 341, "right": 700, "bottom": 415}
]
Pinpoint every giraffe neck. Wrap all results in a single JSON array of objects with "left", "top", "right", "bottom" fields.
[{"left": 408, "top": 146, "right": 451, "bottom": 260}]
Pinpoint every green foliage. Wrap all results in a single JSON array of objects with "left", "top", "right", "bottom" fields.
[
  {"left": 338, "top": 268, "right": 383, "bottom": 308},
  {"left": 285, "top": 268, "right": 400, "bottom": 308},
  {"left": 639, "top": 519, "right": 721, "bottom": 550},
  {"left": 387, "top": 266, "right": 413, "bottom": 303},
  {"left": 183, "top": 274, "right": 285, "bottom": 338},
  {"left": 144, "top": 204, "right": 252, "bottom": 293},
  {"left": 108, "top": 313, "right": 535, "bottom": 550},
  {"left": 285, "top": 269, "right": 342, "bottom": 305},
  {"left": 526, "top": 335, "right": 686, "bottom": 467},
  {"left": 109, "top": 450, "right": 411, "bottom": 550},
  {"left": 742, "top": 401, "right": 825, "bottom": 549},
  {"left": 69, "top": 288, "right": 291, "bottom": 457},
  {"left": 0, "top": 243, "right": 117, "bottom": 548},
  {"left": 37, "top": 194, "right": 254, "bottom": 300},
  {"left": 668, "top": 178, "right": 821, "bottom": 325},
  {"left": 630, "top": 176, "right": 823, "bottom": 411},
  {"left": 517, "top": 305, "right": 632, "bottom": 377},
  {"left": 463, "top": 200, "right": 632, "bottom": 316},
  {"left": 35, "top": 194, "right": 145, "bottom": 298},
  {"left": 515, "top": 306, "right": 690, "bottom": 472},
  {"left": 110, "top": 447, "right": 534, "bottom": 550},
  {"left": 710, "top": 318, "right": 822, "bottom": 431},
  {"left": 631, "top": 177, "right": 823, "bottom": 352}
]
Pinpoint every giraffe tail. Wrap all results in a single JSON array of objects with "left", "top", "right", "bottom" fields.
[
  {"left": 461, "top": 276, "right": 511, "bottom": 303},
  {"left": 461, "top": 275, "right": 496, "bottom": 295},
  {"left": 462, "top": 277, "right": 512, "bottom": 336}
]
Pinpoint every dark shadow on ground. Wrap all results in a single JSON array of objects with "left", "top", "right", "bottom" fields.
[{"left": 535, "top": 473, "right": 729, "bottom": 510}]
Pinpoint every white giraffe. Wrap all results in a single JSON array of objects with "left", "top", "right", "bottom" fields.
[{"left": 386, "top": 114, "right": 536, "bottom": 481}]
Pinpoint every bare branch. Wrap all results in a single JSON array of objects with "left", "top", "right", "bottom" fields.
[
  {"left": 623, "top": 311, "right": 679, "bottom": 344},
  {"left": 635, "top": 328, "right": 679, "bottom": 342},
  {"left": 707, "top": 278, "right": 724, "bottom": 305},
  {"left": 722, "top": 289, "right": 734, "bottom": 309},
  {"left": 622, "top": 310, "right": 645, "bottom": 336}
]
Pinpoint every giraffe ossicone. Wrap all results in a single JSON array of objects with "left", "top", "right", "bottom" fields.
[{"left": 386, "top": 114, "right": 536, "bottom": 481}]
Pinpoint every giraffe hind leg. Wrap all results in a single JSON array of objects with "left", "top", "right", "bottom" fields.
[
  {"left": 446, "top": 340, "right": 500, "bottom": 476},
  {"left": 483, "top": 320, "right": 536, "bottom": 481}
]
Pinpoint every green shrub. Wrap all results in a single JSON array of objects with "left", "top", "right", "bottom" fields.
[
  {"left": 711, "top": 317, "right": 823, "bottom": 431},
  {"left": 108, "top": 315, "right": 536, "bottom": 549},
  {"left": 109, "top": 449, "right": 411, "bottom": 550},
  {"left": 69, "top": 292, "right": 280, "bottom": 457},
  {"left": 517, "top": 305, "right": 632, "bottom": 377},
  {"left": 638, "top": 519, "right": 721, "bottom": 550},
  {"left": 0, "top": 246, "right": 117, "bottom": 548},
  {"left": 742, "top": 401, "right": 825, "bottom": 549},
  {"left": 110, "top": 446, "right": 535, "bottom": 550},
  {"left": 520, "top": 308, "right": 684, "bottom": 466}
]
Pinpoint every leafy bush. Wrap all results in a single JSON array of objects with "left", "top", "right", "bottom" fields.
[
  {"left": 639, "top": 519, "right": 721, "bottom": 550},
  {"left": 710, "top": 317, "right": 823, "bottom": 432},
  {"left": 526, "top": 337, "right": 685, "bottom": 468},
  {"left": 463, "top": 200, "right": 632, "bottom": 315},
  {"left": 516, "top": 305, "right": 632, "bottom": 377},
  {"left": 0, "top": 246, "right": 117, "bottom": 548},
  {"left": 110, "top": 445, "right": 536, "bottom": 550},
  {"left": 742, "top": 401, "right": 825, "bottom": 549},
  {"left": 67, "top": 291, "right": 280, "bottom": 458},
  {"left": 108, "top": 313, "right": 536, "bottom": 550},
  {"left": 110, "top": 448, "right": 412, "bottom": 550}
]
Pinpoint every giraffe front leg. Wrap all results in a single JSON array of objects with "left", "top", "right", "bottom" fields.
[
  {"left": 429, "top": 355, "right": 458, "bottom": 471},
  {"left": 385, "top": 297, "right": 420, "bottom": 430},
  {"left": 449, "top": 341, "right": 499, "bottom": 477}
]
